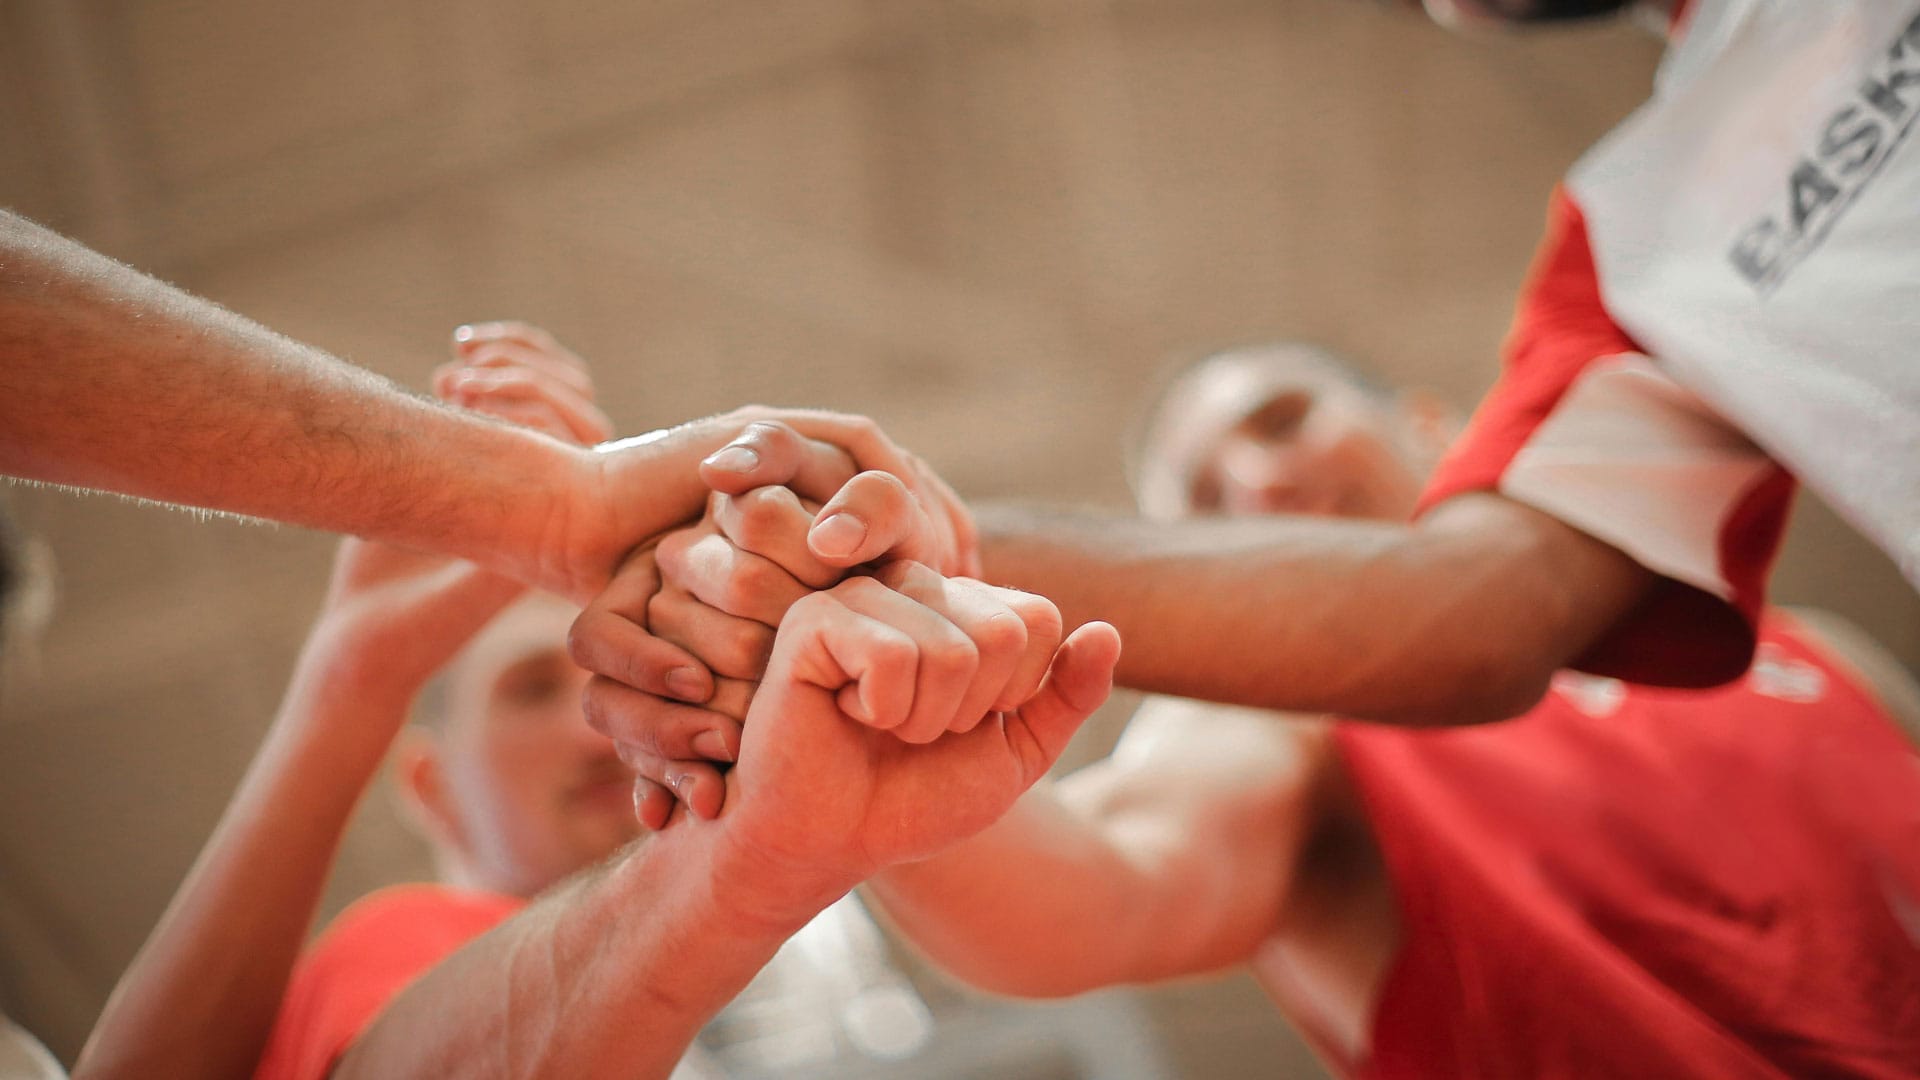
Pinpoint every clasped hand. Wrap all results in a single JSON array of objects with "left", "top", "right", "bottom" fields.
[{"left": 568, "top": 420, "right": 1119, "bottom": 887}]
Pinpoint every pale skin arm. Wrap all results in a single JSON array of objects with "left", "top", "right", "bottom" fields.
[
  {"left": 337, "top": 571, "right": 1118, "bottom": 1079},
  {"left": 0, "top": 212, "right": 966, "bottom": 620},
  {"left": 975, "top": 494, "right": 1654, "bottom": 725},
  {"left": 0, "top": 213, "right": 583, "bottom": 589},
  {"left": 868, "top": 698, "right": 1327, "bottom": 997},
  {"left": 73, "top": 330, "right": 610, "bottom": 1080}
]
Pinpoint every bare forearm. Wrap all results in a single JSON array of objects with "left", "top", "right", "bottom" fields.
[
  {"left": 867, "top": 792, "right": 1162, "bottom": 998},
  {"left": 76, "top": 670, "right": 415, "bottom": 1080},
  {"left": 0, "top": 211, "right": 587, "bottom": 589},
  {"left": 871, "top": 707, "right": 1315, "bottom": 998},
  {"left": 337, "top": 821, "right": 838, "bottom": 1079},
  {"left": 977, "top": 495, "right": 1651, "bottom": 724}
]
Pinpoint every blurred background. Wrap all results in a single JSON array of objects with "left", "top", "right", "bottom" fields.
[{"left": 0, "top": 0, "right": 1913, "bottom": 1075}]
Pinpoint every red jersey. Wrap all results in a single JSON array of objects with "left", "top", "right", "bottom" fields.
[
  {"left": 254, "top": 884, "right": 522, "bottom": 1080},
  {"left": 1338, "top": 616, "right": 1920, "bottom": 1078}
]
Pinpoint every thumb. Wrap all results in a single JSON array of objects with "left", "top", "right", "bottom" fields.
[
  {"left": 699, "top": 421, "right": 858, "bottom": 503},
  {"left": 1004, "top": 621, "right": 1121, "bottom": 785}
]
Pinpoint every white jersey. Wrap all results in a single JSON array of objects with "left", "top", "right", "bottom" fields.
[{"left": 1569, "top": 0, "right": 1920, "bottom": 587}]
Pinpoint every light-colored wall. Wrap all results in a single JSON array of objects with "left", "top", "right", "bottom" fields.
[{"left": 1, "top": 1, "right": 1910, "bottom": 1073}]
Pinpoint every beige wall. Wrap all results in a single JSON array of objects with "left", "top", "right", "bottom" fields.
[{"left": 1, "top": 0, "right": 1911, "bottom": 1073}]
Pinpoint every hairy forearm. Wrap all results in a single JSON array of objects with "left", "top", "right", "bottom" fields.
[
  {"left": 75, "top": 655, "right": 420, "bottom": 1080},
  {"left": 336, "top": 820, "right": 837, "bottom": 1079},
  {"left": 0, "top": 211, "right": 588, "bottom": 590},
  {"left": 977, "top": 495, "right": 1651, "bottom": 724}
]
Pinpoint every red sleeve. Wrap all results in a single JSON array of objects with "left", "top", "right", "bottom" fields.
[
  {"left": 1419, "top": 189, "right": 1792, "bottom": 687},
  {"left": 253, "top": 885, "right": 522, "bottom": 1080},
  {"left": 1419, "top": 187, "right": 1642, "bottom": 506},
  {"left": 1669, "top": 0, "right": 1697, "bottom": 35}
]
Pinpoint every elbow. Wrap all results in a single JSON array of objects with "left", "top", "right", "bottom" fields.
[
  {"left": 1346, "top": 613, "right": 1561, "bottom": 728},
  {"left": 1409, "top": 653, "right": 1555, "bottom": 727}
]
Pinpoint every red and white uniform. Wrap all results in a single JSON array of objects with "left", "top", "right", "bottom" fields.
[
  {"left": 255, "top": 885, "right": 523, "bottom": 1080},
  {"left": 1425, "top": 0, "right": 1920, "bottom": 686},
  {"left": 256, "top": 885, "right": 727, "bottom": 1080},
  {"left": 1337, "top": 615, "right": 1920, "bottom": 1078}
]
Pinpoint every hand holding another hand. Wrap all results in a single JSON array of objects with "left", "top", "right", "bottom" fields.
[{"left": 708, "top": 572, "right": 1120, "bottom": 922}]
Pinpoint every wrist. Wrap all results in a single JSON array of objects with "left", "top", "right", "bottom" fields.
[
  {"left": 506, "top": 437, "right": 605, "bottom": 600},
  {"left": 665, "top": 813, "right": 858, "bottom": 939},
  {"left": 568, "top": 422, "right": 737, "bottom": 599}
]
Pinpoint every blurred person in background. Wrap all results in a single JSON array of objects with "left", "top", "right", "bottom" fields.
[{"left": 642, "top": 344, "right": 1920, "bottom": 1078}]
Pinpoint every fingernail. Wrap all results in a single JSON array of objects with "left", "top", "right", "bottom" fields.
[
  {"left": 811, "top": 513, "right": 867, "bottom": 559},
  {"left": 453, "top": 324, "right": 476, "bottom": 344},
  {"left": 703, "top": 445, "right": 759, "bottom": 474},
  {"left": 690, "top": 729, "right": 734, "bottom": 762},
  {"left": 664, "top": 667, "right": 709, "bottom": 703}
]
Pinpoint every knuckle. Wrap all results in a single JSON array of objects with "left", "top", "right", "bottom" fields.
[
  {"left": 871, "top": 633, "right": 920, "bottom": 677},
  {"left": 733, "top": 489, "right": 797, "bottom": 547},
  {"left": 740, "top": 419, "right": 796, "bottom": 450},
  {"left": 871, "top": 560, "right": 914, "bottom": 590},
  {"left": 653, "top": 531, "right": 697, "bottom": 578},
  {"left": 578, "top": 679, "right": 624, "bottom": 737},
  {"left": 834, "top": 575, "right": 887, "bottom": 604},
  {"left": 719, "top": 624, "right": 774, "bottom": 674},
  {"left": 976, "top": 609, "right": 1029, "bottom": 660},
  {"left": 786, "top": 590, "right": 837, "bottom": 624},
  {"left": 718, "top": 561, "right": 771, "bottom": 615},
  {"left": 566, "top": 612, "right": 608, "bottom": 669},
  {"left": 929, "top": 628, "right": 980, "bottom": 680}
]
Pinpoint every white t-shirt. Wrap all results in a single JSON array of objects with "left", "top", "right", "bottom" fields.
[
  {"left": 1424, "top": 0, "right": 1919, "bottom": 684},
  {"left": 1571, "top": 0, "right": 1920, "bottom": 586}
]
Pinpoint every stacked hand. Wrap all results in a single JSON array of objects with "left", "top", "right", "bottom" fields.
[
  {"left": 566, "top": 421, "right": 1119, "bottom": 892},
  {"left": 561, "top": 411, "right": 981, "bottom": 711},
  {"left": 712, "top": 568, "right": 1119, "bottom": 911}
]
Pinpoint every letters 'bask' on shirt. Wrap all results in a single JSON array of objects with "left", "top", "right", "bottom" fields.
[{"left": 1423, "top": 0, "right": 1920, "bottom": 686}]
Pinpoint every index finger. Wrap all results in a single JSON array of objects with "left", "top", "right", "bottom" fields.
[{"left": 700, "top": 420, "right": 859, "bottom": 505}]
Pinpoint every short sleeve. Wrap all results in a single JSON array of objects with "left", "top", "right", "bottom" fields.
[{"left": 1419, "top": 189, "right": 1793, "bottom": 687}]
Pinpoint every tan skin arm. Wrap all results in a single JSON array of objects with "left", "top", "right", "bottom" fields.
[{"left": 977, "top": 492, "right": 1655, "bottom": 725}]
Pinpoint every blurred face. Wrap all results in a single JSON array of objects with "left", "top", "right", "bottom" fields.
[
  {"left": 1140, "top": 351, "right": 1447, "bottom": 523},
  {"left": 427, "top": 595, "right": 638, "bottom": 897}
]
